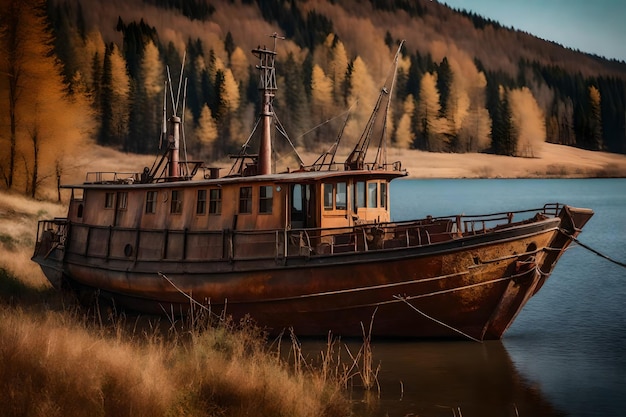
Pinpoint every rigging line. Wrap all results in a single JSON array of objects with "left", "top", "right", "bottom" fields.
[
  {"left": 272, "top": 109, "right": 304, "bottom": 166},
  {"left": 393, "top": 295, "right": 482, "bottom": 343},
  {"left": 293, "top": 105, "right": 354, "bottom": 142},
  {"left": 375, "top": 40, "right": 404, "bottom": 167},
  {"left": 166, "top": 66, "right": 176, "bottom": 114},
  {"left": 174, "top": 51, "right": 186, "bottom": 114},
  {"left": 559, "top": 229, "right": 626, "bottom": 268}
]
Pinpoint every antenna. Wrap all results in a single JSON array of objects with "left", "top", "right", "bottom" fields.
[
  {"left": 174, "top": 51, "right": 187, "bottom": 114},
  {"left": 181, "top": 77, "right": 190, "bottom": 177},
  {"left": 160, "top": 80, "right": 167, "bottom": 149}
]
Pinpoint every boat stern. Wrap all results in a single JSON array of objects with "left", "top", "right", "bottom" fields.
[{"left": 31, "top": 219, "right": 68, "bottom": 289}]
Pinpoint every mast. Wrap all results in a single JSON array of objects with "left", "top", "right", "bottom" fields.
[
  {"left": 252, "top": 33, "right": 283, "bottom": 175},
  {"left": 168, "top": 115, "right": 181, "bottom": 178},
  {"left": 344, "top": 41, "right": 404, "bottom": 171}
]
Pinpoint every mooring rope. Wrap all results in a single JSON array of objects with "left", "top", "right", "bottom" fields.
[
  {"left": 393, "top": 295, "right": 482, "bottom": 343},
  {"left": 560, "top": 229, "right": 626, "bottom": 269},
  {"left": 158, "top": 271, "right": 211, "bottom": 312}
]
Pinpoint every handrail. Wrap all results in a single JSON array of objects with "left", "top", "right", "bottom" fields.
[{"left": 37, "top": 204, "right": 563, "bottom": 263}]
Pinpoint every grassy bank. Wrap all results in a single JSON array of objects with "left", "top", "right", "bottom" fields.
[
  {"left": 0, "top": 303, "right": 350, "bottom": 417},
  {"left": 0, "top": 191, "right": 351, "bottom": 417}
]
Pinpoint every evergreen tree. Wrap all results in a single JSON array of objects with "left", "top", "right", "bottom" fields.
[
  {"left": 436, "top": 57, "right": 452, "bottom": 118},
  {"left": 587, "top": 85, "right": 603, "bottom": 150},
  {"left": 99, "top": 43, "right": 114, "bottom": 146},
  {"left": 276, "top": 52, "right": 309, "bottom": 147},
  {"left": 224, "top": 31, "right": 235, "bottom": 63},
  {"left": 491, "top": 87, "right": 516, "bottom": 155}
]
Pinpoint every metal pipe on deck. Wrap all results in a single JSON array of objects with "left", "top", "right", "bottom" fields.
[{"left": 169, "top": 116, "right": 181, "bottom": 178}]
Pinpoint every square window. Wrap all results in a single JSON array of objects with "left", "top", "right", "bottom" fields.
[
  {"left": 209, "top": 188, "right": 222, "bottom": 215},
  {"left": 196, "top": 189, "right": 207, "bottom": 215},
  {"left": 105, "top": 192, "right": 114, "bottom": 209},
  {"left": 117, "top": 192, "right": 128, "bottom": 210},
  {"left": 367, "top": 182, "right": 377, "bottom": 208},
  {"left": 323, "top": 183, "right": 333, "bottom": 210},
  {"left": 259, "top": 186, "right": 273, "bottom": 214},
  {"left": 336, "top": 182, "right": 347, "bottom": 210},
  {"left": 380, "top": 182, "right": 387, "bottom": 209},
  {"left": 145, "top": 191, "right": 157, "bottom": 214},
  {"left": 355, "top": 181, "right": 365, "bottom": 211},
  {"left": 171, "top": 190, "right": 183, "bottom": 214},
  {"left": 239, "top": 187, "right": 252, "bottom": 214}
]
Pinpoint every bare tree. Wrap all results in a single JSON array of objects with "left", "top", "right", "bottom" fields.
[
  {"left": 0, "top": 0, "right": 28, "bottom": 188},
  {"left": 0, "top": 0, "right": 93, "bottom": 197}
]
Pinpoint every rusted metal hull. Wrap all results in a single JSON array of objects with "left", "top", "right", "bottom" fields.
[{"left": 33, "top": 206, "right": 593, "bottom": 340}]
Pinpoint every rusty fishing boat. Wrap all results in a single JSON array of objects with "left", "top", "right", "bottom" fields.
[{"left": 33, "top": 38, "right": 593, "bottom": 340}]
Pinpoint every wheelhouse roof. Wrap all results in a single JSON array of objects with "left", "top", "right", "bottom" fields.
[{"left": 61, "top": 168, "right": 408, "bottom": 190}]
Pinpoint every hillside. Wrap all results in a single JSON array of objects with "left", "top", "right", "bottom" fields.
[{"left": 2, "top": 0, "right": 626, "bottom": 199}]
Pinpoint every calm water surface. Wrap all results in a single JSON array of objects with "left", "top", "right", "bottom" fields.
[{"left": 315, "top": 179, "right": 626, "bottom": 417}]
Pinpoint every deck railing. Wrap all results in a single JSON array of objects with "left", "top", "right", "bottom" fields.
[{"left": 35, "top": 204, "right": 561, "bottom": 263}]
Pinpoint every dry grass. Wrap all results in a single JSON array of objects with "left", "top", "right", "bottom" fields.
[
  {"left": 0, "top": 191, "right": 351, "bottom": 417},
  {"left": 0, "top": 192, "right": 65, "bottom": 289}
]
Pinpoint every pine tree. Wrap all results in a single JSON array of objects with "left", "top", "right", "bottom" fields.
[
  {"left": 588, "top": 85, "right": 603, "bottom": 150},
  {"left": 276, "top": 52, "right": 309, "bottom": 147},
  {"left": 394, "top": 94, "right": 415, "bottom": 149},
  {"left": 436, "top": 57, "right": 452, "bottom": 118},
  {"left": 194, "top": 104, "right": 218, "bottom": 158},
  {"left": 416, "top": 72, "right": 448, "bottom": 151},
  {"left": 491, "top": 87, "right": 516, "bottom": 156}
]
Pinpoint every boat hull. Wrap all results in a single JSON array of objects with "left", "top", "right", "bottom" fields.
[{"left": 33, "top": 206, "right": 593, "bottom": 340}]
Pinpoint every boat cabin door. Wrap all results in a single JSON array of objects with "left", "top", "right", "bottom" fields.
[{"left": 290, "top": 184, "right": 316, "bottom": 229}]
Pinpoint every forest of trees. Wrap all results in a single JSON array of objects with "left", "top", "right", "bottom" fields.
[{"left": 1, "top": 0, "right": 626, "bottom": 198}]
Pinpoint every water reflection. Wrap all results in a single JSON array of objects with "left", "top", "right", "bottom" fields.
[{"left": 301, "top": 339, "right": 565, "bottom": 417}]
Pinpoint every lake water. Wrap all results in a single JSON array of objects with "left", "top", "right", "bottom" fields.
[{"left": 316, "top": 179, "right": 626, "bottom": 417}]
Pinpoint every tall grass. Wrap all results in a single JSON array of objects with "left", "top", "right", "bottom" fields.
[
  {"left": 0, "top": 291, "right": 351, "bottom": 417},
  {"left": 0, "top": 191, "right": 351, "bottom": 417}
]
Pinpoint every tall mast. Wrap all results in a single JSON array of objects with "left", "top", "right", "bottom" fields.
[{"left": 252, "top": 33, "right": 283, "bottom": 175}]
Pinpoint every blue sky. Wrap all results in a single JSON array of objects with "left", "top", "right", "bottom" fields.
[{"left": 441, "top": 0, "right": 626, "bottom": 62}]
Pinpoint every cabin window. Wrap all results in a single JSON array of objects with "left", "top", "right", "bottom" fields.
[
  {"left": 239, "top": 187, "right": 252, "bottom": 214},
  {"left": 104, "top": 192, "right": 114, "bottom": 209},
  {"left": 380, "top": 182, "right": 387, "bottom": 209},
  {"left": 170, "top": 190, "right": 183, "bottom": 214},
  {"left": 259, "top": 186, "right": 273, "bottom": 214},
  {"left": 355, "top": 181, "right": 365, "bottom": 212},
  {"left": 145, "top": 191, "right": 157, "bottom": 214},
  {"left": 367, "top": 182, "right": 377, "bottom": 208},
  {"left": 77, "top": 204, "right": 83, "bottom": 218},
  {"left": 336, "top": 182, "right": 347, "bottom": 210},
  {"left": 323, "top": 183, "right": 333, "bottom": 210},
  {"left": 196, "top": 189, "right": 207, "bottom": 215},
  {"left": 209, "top": 189, "right": 222, "bottom": 215},
  {"left": 117, "top": 192, "right": 128, "bottom": 210},
  {"left": 292, "top": 185, "right": 303, "bottom": 212}
]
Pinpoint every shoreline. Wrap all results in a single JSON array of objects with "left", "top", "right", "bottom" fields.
[
  {"left": 54, "top": 143, "right": 626, "bottom": 190},
  {"left": 385, "top": 143, "right": 626, "bottom": 179}
]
